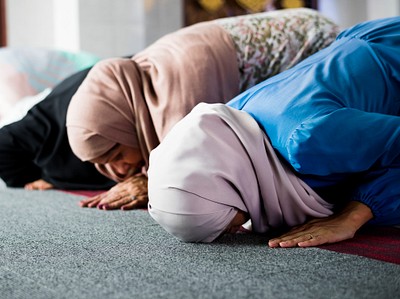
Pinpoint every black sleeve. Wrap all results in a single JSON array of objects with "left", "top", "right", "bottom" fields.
[
  {"left": 0, "top": 67, "right": 115, "bottom": 190},
  {"left": 0, "top": 128, "right": 42, "bottom": 187}
]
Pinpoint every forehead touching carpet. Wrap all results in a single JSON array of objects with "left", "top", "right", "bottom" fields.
[{"left": 0, "top": 187, "right": 399, "bottom": 299}]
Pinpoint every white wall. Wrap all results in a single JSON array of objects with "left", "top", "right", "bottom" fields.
[
  {"left": 53, "top": 0, "right": 79, "bottom": 51},
  {"left": 5, "top": 0, "right": 182, "bottom": 58},
  {"left": 77, "top": 0, "right": 147, "bottom": 57},
  {"left": 319, "top": 0, "right": 400, "bottom": 30},
  {"left": 5, "top": 0, "right": 400, "bottom": 57},
  {"left": 144, "top": 0, "right": 183, "bottom": 46},
  {"left": 6, "top": 0, "right": 55, "bottom": 48},
  {"left": 366, "top": 0, "right": 400, "bottom": 20}
]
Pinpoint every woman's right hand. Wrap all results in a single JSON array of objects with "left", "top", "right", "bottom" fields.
[
  {"left": 268, "top": 201, "right": 373, "bottom": 248},
  {"left": 78, "top": 175, "right": 148, "bottom": 210}
]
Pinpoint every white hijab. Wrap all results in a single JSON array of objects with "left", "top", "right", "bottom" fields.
[{"left": 148, "top": 103, "right": 333, "bottom": 242}]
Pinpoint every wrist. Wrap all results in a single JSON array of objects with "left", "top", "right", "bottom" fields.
[{"left": 342, "top": 201, "right": 373, "bottom": 231}]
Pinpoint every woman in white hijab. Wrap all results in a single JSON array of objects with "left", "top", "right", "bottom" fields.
[{"left": 147, "top": 103, "right": 334, "bottom": 243}]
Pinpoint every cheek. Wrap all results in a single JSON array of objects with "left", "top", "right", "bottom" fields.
[
  {"left": 232, "top": 213, "right": 248, "bottom": 227},
  {"left": 124, "top": 152, "right": 143, "bottom": 165},
  {"left": 122, "top": 157, "right": 141, "bottom": 165}
]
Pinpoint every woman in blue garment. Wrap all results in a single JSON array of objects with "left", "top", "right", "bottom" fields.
[
  {"left": 226, "top": 16, "right": 400, "bottom": 247},
  {"left": 147, "top": 17, "right": 400, "bottom": 247}
]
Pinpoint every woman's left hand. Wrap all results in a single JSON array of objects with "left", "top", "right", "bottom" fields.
[
  {"left": 268, "top": 201, "right": 373, "bottom": 248},
  {"left": 78, "top": 175, "right": 148, "bottom": 210}
]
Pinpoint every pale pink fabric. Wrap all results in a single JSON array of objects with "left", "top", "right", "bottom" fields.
[
  {"left": 67, "top": 22, "right": 240, "bottom": 180},
  {"left": 148, "top": 103, "right": 333, "bottom": 242}
]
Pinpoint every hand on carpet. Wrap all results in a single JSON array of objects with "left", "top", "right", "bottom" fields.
[
  {"left": 268, "top": 201, "right": 373, "bottom": 248},
  {"left": 78, "top": 175, "right": 148, "bottom": 210},
  {"left": 24, "top": 179, "right": 54, "bottom": 190}
]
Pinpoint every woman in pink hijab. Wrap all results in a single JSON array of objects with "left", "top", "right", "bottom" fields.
[{"left": 66, "top": 8, "right": 338, "bottom": 210}]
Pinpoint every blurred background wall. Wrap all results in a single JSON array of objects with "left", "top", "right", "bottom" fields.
[
  {"left": 3, "top": 0, "right": 182, "bottom": 57},
  {"left": 1, "top": 0, "right": 399, "bottom": 58},
  {"left": 319, "top": 0, "right": 400, "bottom": 30}
]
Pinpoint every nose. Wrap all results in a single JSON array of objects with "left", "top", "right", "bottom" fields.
[{"left": 111, "top": 161, "right": 131, "bottom": 176}]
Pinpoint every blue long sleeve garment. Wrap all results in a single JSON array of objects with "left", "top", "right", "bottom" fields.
[{"left": 227, "top": 17, "right": 400, "bottom": 226}]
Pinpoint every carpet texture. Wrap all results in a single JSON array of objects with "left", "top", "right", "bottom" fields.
[
  {"left": 67, "top": 189, "right": 400, "bottom": 265},
  {"left": 320, "top": 226, "right": 400, "bottom": 265},
  {"left": 1, "top": 188, "right": 399, "bottom": 299}
]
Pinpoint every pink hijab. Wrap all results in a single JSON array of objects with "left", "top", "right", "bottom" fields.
[
  {"left": 147, "top": 103, "right": 333, "bottom": 242},
  {"left": 66, "top": 22, "right": 239, "bottom": 181}
]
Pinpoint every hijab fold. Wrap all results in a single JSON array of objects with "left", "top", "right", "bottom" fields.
[
  {"left": 67, "top": 22, "right": 240, "bottom": 182},
  {"left": 148, "top": 103, "right": 333, "bottom": 242}
]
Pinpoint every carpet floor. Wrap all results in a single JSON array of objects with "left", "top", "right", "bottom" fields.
[{"left": 1, "top": 188, "right": 399, "bottom": 299}]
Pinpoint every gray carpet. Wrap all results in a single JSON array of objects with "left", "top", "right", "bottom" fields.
[{"left": 1, "top": 187, "right": 399, "bottom": 299}]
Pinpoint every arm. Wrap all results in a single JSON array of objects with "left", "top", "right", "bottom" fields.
[
  {"left": 269, "top": 160, "right": 400, "bottom": 247},
  {"left": 0, "top": 127, "right": 42, "bottom": 187},
  {"left": 286, "top": 109, "right": 400, "bottom": 176},
  {"left": 350, "top": 161, "right": 400, "bottom": 226}
]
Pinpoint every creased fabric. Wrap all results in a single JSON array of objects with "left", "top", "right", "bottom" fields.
[
  {"left": 0, "top": 68, "right": 115, "bottom": 189},
  {"left": 148, "top": 103, "right": 333, "bottom": 242},
  {"left": 67, "top": 22, "right": 239, "bottom": 181}
]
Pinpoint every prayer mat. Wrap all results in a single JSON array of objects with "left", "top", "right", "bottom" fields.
[{"left": 319, "top": 226, "right": 400, "bottom": 265}]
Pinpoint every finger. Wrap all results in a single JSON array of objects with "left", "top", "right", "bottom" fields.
[
  {"left": 24, "top": 183, "right": 35, "bottom": 190},
  {"left": 268, "top": 239, "right": 282, "bottom": 248},
  {"left": 120, "top": 201, "right": 138, "bottom": 211},
  {"left": 102, "top": 196, "right": 133, "bottom": 210},
  {"left": 83, "top": 197, "right": 103, "bottom": 208},
  {"left": 297, "top": 235, "right": 323, "bottom": 247},
  {"left": 268, "top": 232, "right": 300, "bottom": 247},
  {"left": 97, "top": 192, "right": 129, "bottom": 208},
  {"left": 80, "top": 193, "right": 105, "bottom": 207},
  {"left": 79, "top": 194, "right": 103, "bottom": 207},
  {"left": 270, "top": 223, "right": 318, "bottom": 244},
  {"left": 278, "top": 234, "right": 314, "bottom": 248},
  {"left": 25, "top": 181, "right": 51, "bottom": 190},
  {"left": 269, "top": 233, "right": 317, "bottom": 248},
  {"left": 121, "top": 196, "right": 149, "bottom": 210},
  {"left": 40, "top": 183, "right": 53, "bottom": 190}
]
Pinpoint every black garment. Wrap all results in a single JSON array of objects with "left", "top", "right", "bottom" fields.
[{"left": 0, "top": 67, "right": 116, "bottom": 190}]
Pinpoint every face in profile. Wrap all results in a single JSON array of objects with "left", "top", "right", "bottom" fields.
[
  {"left": 91, "top": 144, "right": 144, "bottom": 178},
  {"left": 224, "top": 210, "right": 249, "bottom": 234}
]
